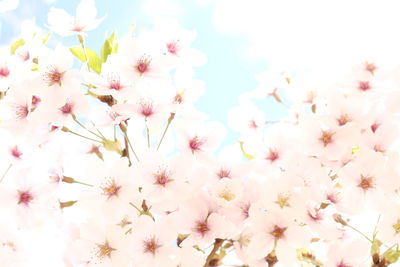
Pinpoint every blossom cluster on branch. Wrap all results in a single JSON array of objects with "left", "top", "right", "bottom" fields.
[{"left": 1, "top": 0, "right": 400, "bottom": 266}]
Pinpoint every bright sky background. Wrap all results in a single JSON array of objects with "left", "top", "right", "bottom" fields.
[
  {"left": 2, "top": 0, "right": 400, "bottom": 145},
  {"left": 0, "top": 0, "right": 269, "bottom": 146}
]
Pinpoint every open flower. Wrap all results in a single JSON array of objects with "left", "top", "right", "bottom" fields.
[
  {"left": 129, "top": 216, "right": 179, "bottom": 267},
  {"left": 47, "top": 0, "right": 105, "bottom": 37}
]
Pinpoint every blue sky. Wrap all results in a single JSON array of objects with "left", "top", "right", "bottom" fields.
[
  {"left": 0, "top": 0, "right": 273, "bottom": 145},
  {"left": 1, "top": 0, "right": 400, "bottom": 146}
]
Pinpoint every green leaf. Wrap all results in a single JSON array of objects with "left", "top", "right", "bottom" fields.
[
  {"left": 100, "top": 31, "right": 118, "bottom": 63},
  {"left": 86, "top": 48, "right": 102, "bottom": 74},
  {"left": 239, "top": 141, "right": 254, "bottom": 160},
  {"left": 10, "top": 39, "right": 25, "bottom": 55},
  {"left": 384, "top": 249, "right": 400, "bottom": 264},
  {"left": 69, "top": 46, "right": 86, "bottom": 62},
  {"left": 101, "top": 41, "right": 112, "bottom": 63},
  {"left": 69, "top": 46, "right": 102, "bottom": 74},
  {"left": 42, "top": 32, "right": 52, "bottom": 44}
]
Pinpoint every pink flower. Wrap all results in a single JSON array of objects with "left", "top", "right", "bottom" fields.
[
  {"left": 66, "top": 221, "right": 131, "bottom": 267},
  {"left": 247, "top": 209, "right": 311, "bottom": 265},
  {"left": 47, "top": 0, "right": 105, "bottom": 37},
  {"left": 116, "top": 36, "right": 171, "bottom": 86},
  {"left": 176, "top": 120, "right": 226, "bottom": 162},
  {"left": 129, "top": 216, "right": 179, "bottom": 267}
]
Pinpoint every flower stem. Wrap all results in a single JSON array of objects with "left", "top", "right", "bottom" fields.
[
  {"left": 129, "top": 202, "right": 154, "bottom": 221},
  {"left": 123, "top": 132, "right": 132, "bottom": 167},
  {"left": 90, "top": 121, "right": 106, "bottom": 139},
  {"left": 346, "top": 223, "right": 373, "bottom": 243},
  {"left": 0, "top": 163, "right": 12, "bottom": 183},
  {"left": 72, "top": 114, "right": 103, "bottom": 139},
  {"left": 73, "top": 180, "right": 94, "bottom": 187},
  {"left": 78, "top": 35, "right": 90, "bottom": 71},
  {"left": 145, "top": 119, "right": 150, "bottom": 148},
  {"left": 62, "top": 127, "right": 102, "bottom": 143},
  {"left": 62, "top": 176, "right": 93, "bottom": 187},
  {"left": 119, "top": 122, "right": 139, "bottom": 162},
  {"left": 157, "top": 112, "right": 175, "bottom": 150}
]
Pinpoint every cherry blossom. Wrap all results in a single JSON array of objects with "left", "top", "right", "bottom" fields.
[
  {"left": 2, "top": 1, "right": 400, "bottom": 266},
  {"left": 47, "top": 0, "right": 105, "bottom": 37}
]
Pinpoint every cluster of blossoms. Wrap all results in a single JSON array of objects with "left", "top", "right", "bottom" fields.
[{"left": 2, "top": 0, "right": 400, "bottom": 266}]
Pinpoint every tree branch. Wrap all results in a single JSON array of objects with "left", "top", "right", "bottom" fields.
[{"left": 203, "top": 238, "right": 224, "bottom": 267}]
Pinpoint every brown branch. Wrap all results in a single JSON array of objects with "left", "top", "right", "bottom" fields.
[
  {"left": 203, "top": 238, "right": 224, "bottom": 267},
  {"left": 119, "top": 123, "right": 132, "bottom": 167}
]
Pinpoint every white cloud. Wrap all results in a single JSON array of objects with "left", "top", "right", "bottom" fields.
[{"left": 206, "top": 0, "right": 400, "bottom": 70}]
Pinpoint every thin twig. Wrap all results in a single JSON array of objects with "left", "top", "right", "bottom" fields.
[{"left": 123, "top": 133, "right": 132, "bottom": 167}]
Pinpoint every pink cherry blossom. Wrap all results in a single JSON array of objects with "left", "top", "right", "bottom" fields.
[{"left": 47, "top": 0, "right": 105, "bottom": 37}]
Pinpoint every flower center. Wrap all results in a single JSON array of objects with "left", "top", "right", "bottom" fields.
[
  {"left": 167, "top": 41, "right": 180, "bottom": 55},
  {"left": 101, "top": 178, "right": 122, "bottom": 199},
  {"left": 135, "top": 55, "right": 151, "bottom": 75},
  {"left": 265, "top": 148, "right": 279, "bottom": 162},
  {"left": 153, "top": 168, "right": 173, "bottom": 187},
  {"left": 11, "top": 146, "right": 23, "bottom": 159},
  {"left": 269, "top": 225, "right": 287, "bottom": 240},
  {"left": 44, "top": 67, "right": 64, "bottom": 86},
  {"left": 143, "top": 237, "right": 161, "bottom": 255},
  {"left": 189, "top": 136, "right": 205, "bottom": 152},
  {"left": 337, "top": 113, "right": 351, "bottom": 126},
  {"left": 219, "top": 187, "right": 235, "bottom": 201},
  {"left": 275, "top": 193, "right": 290, "bottom": 208},
  {"left": 14, "top": 104, "right": 29, "bottom": 120},
  {"left": 96, "top": 240, "right": 116, "bottom": 259},
  {"left": 358, "top": 81, "right": 371, "bottom": 91},
  {"left": 319, "top": 130, "right": 335, "bottom": 147},
  {"left": 72, "top": 19, "right": 84, "bottom": 32},
  {"left": 217, "top": 168, "right": 231, "bottom": 179},
  {"left": 59, "top": 101, "right": 74, "bottom": 115},
  {"left": 392, "top": 219, "right": 400, "bottom": 234},
  {"left": 194, "top": 221, "right": 209, "bottom": 236},
  {"left": 358, "top": 175, "right": 375, "bottom": 191},
  {"left": 31, "top": 95, "right": 41, "bottom": 109},
  {"left": 365, "top": 62, "right": 376, "bottom": 74},
  {"left": 173, "top": 93, "right": 184, "bottom": 104},
  {"left": 108, "top": 75, "right": 122, "bottom": 90},
  {"left": 248, "top": 120, "right": 258, "bottom": 129},
  {"left": 117, "top": 217, "right": 132, "bottom": 228},
  {"left": 139, "top": 101, "right": 154, "bottom": 117},
  {"left": 18, "top": 190, "right": 33, "bottom": 206}
]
